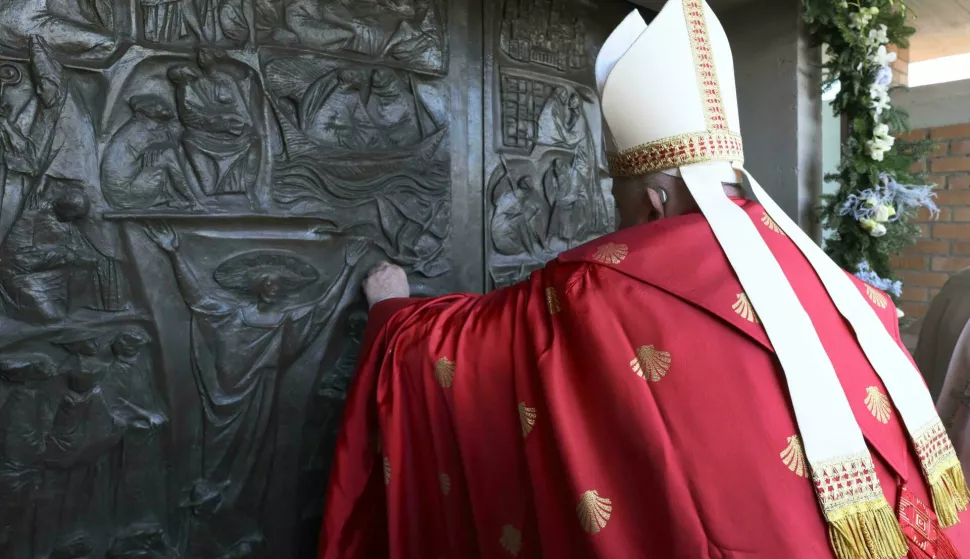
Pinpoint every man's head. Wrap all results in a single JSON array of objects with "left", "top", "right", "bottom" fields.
[
  {"left": 612, "top": 170, "right": 744, "bottom": 229},
  {"left": 112, "top": 327, "right": 150, "bottom": 360},
  {"left": 255, "top": 273, "right": 282, "bottom": 305},
  {"left": 52, "top": 188, "right": 91, "bottom": 222}
]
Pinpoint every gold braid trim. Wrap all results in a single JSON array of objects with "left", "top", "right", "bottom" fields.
[
  {"left": 827, "top": 498, "right": 908, "bottom": 559},
  {"left": 914, "top": 419, "right": 970, "bottom": 527},
  {"left": 811, "top": 453, "right": 907, "bottom": 559},
  {"left": 607, "top": 132, "right": 743, "bottom": 178}
]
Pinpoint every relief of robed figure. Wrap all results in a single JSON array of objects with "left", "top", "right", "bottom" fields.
[{"left": 145, "top": 224, "right": 368, "bottom": 520}]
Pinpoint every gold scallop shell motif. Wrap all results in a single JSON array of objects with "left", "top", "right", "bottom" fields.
[
  {"left": 732, "top": 293, "right": 760, "bottom": 323},
  {"left": 630, "top": 345, "right": 672, "bottom": 382},
  {"left": 865, "top": 285, "right": 889, "bottom": 309},
  {"left": 518, "top": 402, "right": 537, "bottom": 438},
  {"left": 577, "top": 490, "right": 612, "bottom": 534},
  {"left": 434, "top": 357, "right": 456, "bottom": 388},
  {"left": 500, "top": 525, "right": 522, "bottom": 557},
  {"left": 592, "top": 242, "right": 629, "bottom": 264},
  {"left": 780, "top": 435, "right": 807, "bottom": 478},
  {"left": 761, "top": 212, "right": 786, "bottom": 235},
  {"left": 545, "top": 287, "right": 561, "bottom": 315},
  {"left": 439, "top": 473, "right": 451, "bottom": 495},
  {"left": 865, "top": 386, "right": 892, "bottom": 424},
  {"left": 383, "top": 456, "right": 392, "bottom": 485}
]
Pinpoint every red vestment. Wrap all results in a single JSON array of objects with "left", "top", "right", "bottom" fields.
[{"left": 320, "top": 200, "right": 970, "bottom": 558}]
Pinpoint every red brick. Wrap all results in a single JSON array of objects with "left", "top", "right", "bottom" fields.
[
  {"left": 936, "top": 190, "right": 970, "bottom": 205},
  {"left": 932, "top": 256, "right": 970, "bottom": 271},
  {"left": 930, "top": 142, "right": 949, "bottom": 158},
  {"left": 899, "top": 287, "right": 929, "bottom": 302},
  {"left": 916, "top": 206, "right": 950, "bottom": 221},
  {"left": 891, "top": 255, "right": 928, "bottom": 269},
  {"left": 933, "top": 224, "right": 970, "bottom": 239},
  {"left": 954, "top": 242, "right": 970, "bottom": 255},
  {"left": 918, "top": 223, "right": 931, "bottom": 238},
  {"left": 952, "top": 140, "right": 970, "bottom": 155},
  {"left": 931, "top": 157, "right": 970, "bottom": 173},
  {"left": 949, "top": 175, "right": 970, "bottom": 189},
  {"left": 954, "top": 208, "right": 970, "bottom": 222},
  {"left": 899, "top": 302, "right": 929, "bottom": 319},
  {"left": 929, "top": 288, "right": 942, "bottom": 299},
  {"left": 911, "top": 240, "right": 950, "bottom": 254},
  {"left": 897, "top": 270, "right": 950, "bottom": 287},
  {"left": 899, "top": 129, "right": 928, "bottom": 141},
  {"left": 926, "top": 175, "right": 948, "bottom": 188},
  {"left": 911, "top": 161, "right": 927, "bottom": 173},
  {"left": 931, "top": 123, "right": 970, "bottom": 139}
]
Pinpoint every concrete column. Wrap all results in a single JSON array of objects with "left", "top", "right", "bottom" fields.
[
  {"left": 890, "top": 46, "right": 910, "bottom": 87},
  {"left": 719, "top": 0, "right": 824, "bottom": 239}
]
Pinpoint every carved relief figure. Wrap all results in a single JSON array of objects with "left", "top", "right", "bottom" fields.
[
  {"left": 1, "top": 38, "right": 100, "bottom": 241},
  {"left": 0, "top": 188, "right": 99, "bottom": 322},
  {"left": 101, "top": 94, "right": 201, "bottom": 211},
  {"left": 490, "top": 73, "right": 611, "bottom": 286},
  {"left": 283, "top": 0, "right": 445, "bottom": 72},
  {"left": 39, "top": 335, "right": 124, "bottom": 554},
  {"left": 0, "top": 353, "right": 59, "bottom": 559},
  {"left": 297, "top": 68, "right": 376, "bottom": 150},
  {"left": 22, "top": 37, "right": 100, "bottom": 211},
  {"left": 168, "top": 50, "right": 261, "bottom": 202},
  {"left": 146, "top": 225, "right": 367, "bottom": 540},
  {"left": 0, "top": 0, "right": 117, "bottom": 60},
  {"left": 104, "top": 327, "right": 168, "bottom": 522}
]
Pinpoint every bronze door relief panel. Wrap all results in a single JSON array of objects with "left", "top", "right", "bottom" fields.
[{"left": 0, "top": 0, "right": 624, "bottom": 556}]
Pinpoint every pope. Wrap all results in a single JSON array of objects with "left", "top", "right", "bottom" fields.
[{"left": 319, "top": 1, "right": 970, "bottom": 558}]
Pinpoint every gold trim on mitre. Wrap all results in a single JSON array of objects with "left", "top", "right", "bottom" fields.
[
  {"left": 607, "top": 132, "right": 743, "bottom": 178},
  {"left": 598, "top": 0, "right": 745, "bottom": 179}
]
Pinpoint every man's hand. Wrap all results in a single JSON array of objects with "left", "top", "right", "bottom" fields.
[{"left": 363, "top": 262, "right": 409, "bottom": 308}]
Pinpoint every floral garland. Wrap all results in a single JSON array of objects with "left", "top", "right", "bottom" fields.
[{"left": 803, "top": 0, "right": 938, "bottom": 310}]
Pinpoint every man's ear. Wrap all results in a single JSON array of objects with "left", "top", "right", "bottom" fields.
[{"left": 644, "top": 187, "right": 667, "bottom": 220}]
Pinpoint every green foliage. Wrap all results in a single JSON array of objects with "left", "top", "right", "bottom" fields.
[{"left": 802, "top": 0, "right": 933, "bottom": 301}]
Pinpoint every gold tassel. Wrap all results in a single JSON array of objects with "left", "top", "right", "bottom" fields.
[
  {"left": 828, "top": 500, "right": 907, "bottom": 559},
  {"left": 931, "top": 463, "right": 970, "bottom": 528}
]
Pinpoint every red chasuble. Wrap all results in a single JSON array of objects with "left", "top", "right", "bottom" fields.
[{"left": 320, "top": 199, "right": 970, "bottom": 558}]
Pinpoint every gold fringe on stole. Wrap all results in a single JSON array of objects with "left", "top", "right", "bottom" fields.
[
  {"left": 828, "top": 500, "right": 907, "bottom": 559},
  {"left": 930, "top": 463, "right": 970, "bottom": 528}
]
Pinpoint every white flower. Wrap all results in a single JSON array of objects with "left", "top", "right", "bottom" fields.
[
  {"left": 896, "top": 307, "right": 905, "bottom": 318},
  {"left": 873, "top": 45, "right": 898, "bottom": 67},
  {"left": 875, "top": 65, "right": 893, "bottom": 86},
  {"left": 869, "top": 87, "right": 892, "bottom": 117},
  {"left": 867, "top": 123, "right": 896, "bottom": 160},
  {"left": 872, "top": 204, "right": 893, "bottom": 222},
  {"left": 868, "top": 24, "right": 889, "bottom": 46},
  {"left": 860, "top": 218, "right": 888, "bottom": 236}
]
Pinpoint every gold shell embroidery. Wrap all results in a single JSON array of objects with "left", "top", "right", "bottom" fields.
[
  {"left": 865, "top": 386, "right": 892, "bottom": 424},
  {"left": 577, "top": 490, "right": 612, "bottom": 534},
  {"left": 434, "top": 357, "right": 456, "bottom": 388},
  {"left": 732, "top": 293, "right": 760, "bottom": 323},
  {"left": 519, "top": 402, "right": 537, "bottom": 438},
  {"left": 545, "top": 287, "right": 561, "bottom": 315},
  {"left": 383, "top": 456, "right": 391, "bottom": 485},
  {"left": 439, "top": 473, "right": 451, "bottom": 495},
  {"left": 630, "top": 345, "right": 672, "bottom": 382},
  {"left": 500, "top": 525, "right": 522, "bottom": 557},
  {"left": 865, "top": 285, "right": 889, "bottom": 309},
  {"left": 780, "top": 435, "right": 807, "bottom": 478},
  {"left": 761, "top": 212, "right": 786, "bottom": 235},
  {"left": 592, "top": 242, "right": 628, "bottom": 264}
]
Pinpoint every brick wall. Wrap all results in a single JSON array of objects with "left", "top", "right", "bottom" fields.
[{"left": 892, "top": 123, "right": 970, "bottom": 346}]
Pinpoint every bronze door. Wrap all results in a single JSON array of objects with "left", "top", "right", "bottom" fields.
[{"left": 0, "top": 0, "right": 628, "bottom": 556}]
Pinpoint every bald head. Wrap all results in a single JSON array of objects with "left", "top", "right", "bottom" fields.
[{"left": 612, "top": 171, "right": 744, "bottom": 229}]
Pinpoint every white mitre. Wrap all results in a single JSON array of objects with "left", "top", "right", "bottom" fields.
[
  {"left": 595, "top": 6, "right": 741, "bottom": 184},
  {"left": 595, "top": 2, "right": 968, "bottom": 558}
]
